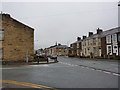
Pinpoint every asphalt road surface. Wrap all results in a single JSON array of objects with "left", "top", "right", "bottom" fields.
[{"left": 1, "top": 56, "right": 120, "bottom": 89}]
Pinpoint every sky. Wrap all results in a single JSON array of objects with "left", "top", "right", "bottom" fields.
[{"left": 1, "top": 1, "right": 118, "bottom": 49}]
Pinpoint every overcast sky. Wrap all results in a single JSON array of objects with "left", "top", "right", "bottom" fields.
[{"left": 2, "top": 2, "right": 118, "bottom": 49}]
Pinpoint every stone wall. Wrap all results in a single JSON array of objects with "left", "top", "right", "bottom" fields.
[{"left": 1, "top": 14, "right": 34, "bottom": 62}]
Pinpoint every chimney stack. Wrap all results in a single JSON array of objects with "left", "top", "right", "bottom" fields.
[
  {"left": 77, "top": 37, "right": 81, "bottom": 41},
  {"left": 58, "top": 43, "right": 61, "bottom": 46},
  {"left": 97, "top": 28, "right": 103, "bottom": 34},
  {"left": 88, "top": 32, "right": 93, "bottom": 37},
  {"left": 83, "top": 36, "right": 87, "bottom": 39}
]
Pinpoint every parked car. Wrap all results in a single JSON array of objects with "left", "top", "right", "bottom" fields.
[
  {"left": 50, "top": 55, "right": 57, "bottom": 59},
  {"left": 50, "top": 55, "right": 58, "bottom": 62},
  {"left": 34, "top": 54, "right": 48, "bottom": 63}
]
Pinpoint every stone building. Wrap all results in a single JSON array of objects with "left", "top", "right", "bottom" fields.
[
  {"left": 70, "top": 27, "right": 120, "bottom": 59},
  {"left": 55, "top": 44, "right": 68, "bottom": 56},
  {"left": 76, "top": 37, "right": 82, "bottom": 57},
  {"left": 69, "top": 37, "right": 82, "bottom": 57},
  {"left": 82, "top": 28, "right": 102, "bottom": 58},
  {"left": 46, "top": 44, "right": 68, "bottom": 56},
  {"left": 69, "top": 42, "right": 77, "bottom": 56},
  {"left": 0, "top": 14, "right": 34, "bottom": 63}
]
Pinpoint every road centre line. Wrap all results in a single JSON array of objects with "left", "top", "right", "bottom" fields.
[
  {"left": 102, "top": 71, "right": 111, "bottom": 74},
  {"left": 59, "top": 61, "right": 120, "bottom": 76},
  {"left": 0, "top": 80, "right": 56, "bottom": 89},
  {"left": 112, "top": 73, "right": 120, "bottom": 76}
]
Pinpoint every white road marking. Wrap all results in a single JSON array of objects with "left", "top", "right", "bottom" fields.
[
  {"left": 59, "top": 61, "right": 120, "bottom": 76},
  {"left": 95, "top": 70, "right": 102, "bottom": 72},
  {"left": 112, "top": 73, "right": 120, "bottom": 76},
  {"left": 90, "top": 68, "right": 95, "bottom": 70},
  {"left": 103, "top": 71, "right": 111, "bottom": 74},
  {"left": 71, "top": 64, "right": 75, "bottom": 66}
]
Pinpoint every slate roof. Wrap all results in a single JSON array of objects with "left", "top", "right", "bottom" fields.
[
  {"left": 56, "top": 45, "right": 68, "bottom": 49},
  {"left": 100, "top": 27, "right": 119, "bottom": 37},
  {"left": 71, "top": 27, "right": 120, "bottom": 44},
  {"left": 83, "top": 34, "right": 100, "bottom": 41},
  {"left": 48, "top": 44, "right": 68, "bottom": 49}
]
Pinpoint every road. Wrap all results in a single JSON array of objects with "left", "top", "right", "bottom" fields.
[{"left": 1, "top": 56, "right": 120, "bottom": 89}]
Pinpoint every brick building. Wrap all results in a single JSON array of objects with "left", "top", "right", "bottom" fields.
[
  {"left": 101, "top": 27, "right": 120, "bottom": 59},
  {"left": 0, "top": 14, "right": 34, "bottom": 63}
]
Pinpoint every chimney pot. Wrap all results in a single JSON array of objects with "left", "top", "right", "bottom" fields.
[
  {"left": 77, "top": 37, "right": 81, "bottom": 41},
  {"left": 97, "top": 28, "right": 103, "bottom": 34},
  {"left": 88, "top": 32, "right": 93, "bottom": 37},
  {"left": 83, "top": 36, "right": 87, "bottom": 39}
]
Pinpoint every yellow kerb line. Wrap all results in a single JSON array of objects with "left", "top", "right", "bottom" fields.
[{"left": 0, "top": 80, "right": 57, "bottom": 89}]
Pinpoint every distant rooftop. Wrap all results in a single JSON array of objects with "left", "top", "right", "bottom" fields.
[{"left": 48, "top": 44, "right": 68, "bottom": 49}]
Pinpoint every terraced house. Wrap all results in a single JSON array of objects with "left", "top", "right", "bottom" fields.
[
  {"left": 69, "top": 37, "right": 82, "bottom": 57},
  {"left": 82, "top": 28, "right": 102, "bottom": 58},
  {"left": 69, "top": 27, "right": 120, "bottom": 59},
  {"left": 0, "top": 14, "right": 34, "bottom": 63},
  {"left": 45, "top": 44, "right": 68, "bottom": 56},
  {"left": 101, "top": 27, "right": 120, "bottom": 59}
]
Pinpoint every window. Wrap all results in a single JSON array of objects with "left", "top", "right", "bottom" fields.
[
  {"left": 106, "top": 35, "right": 111, "bottom": 43},
  {"left": 118, "top": 33, "right": 120, "bottom": 42},
  {"left": 98, "top": 38, "right": 101, "bottom": 45},
  {"left": 108, "top": 46, "right": 111, "bottom": 53},
  {"left": 85, "top": 41, "right": 86, "bottom": 46},
  {"left": 88, "top": 40, "right": 89, "bottom": 46},
  {"left": 93, "top": 47, "right": 96, "bottom": 54},
  {"left": 70, "top": 44, "right": 73, "bottom": 48},
  {"left": 93, "top": 38, "right": 96, "bottom": 45},
  {"left": 112, "top": 34, "right": 117, "bottom": 43},
  {"left": 90, "top": 39, "right": 93, "bottom": 45},
  {"left": 85, "top": 48, "right": 86, "bottom": 54},
  {"left": 0, "top": 29, "right": 4, "bottom": 41},
  {"left": 107, "top": 45, "right": 112, "bottom": 55},
  {"left": 113, "top": 45, "right": 118, "bottom": 55},
  {"left": 77, "top": 43, "right": 79, "bottom": 48}
]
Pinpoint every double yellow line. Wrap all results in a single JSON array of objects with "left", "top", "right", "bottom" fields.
[{"left": 0, "top": 80, "right": 56, "bottom": 89}]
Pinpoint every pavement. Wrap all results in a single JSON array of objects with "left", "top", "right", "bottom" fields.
[{"left": 1, "top": 56, "right": 120, "bottom": 89}]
